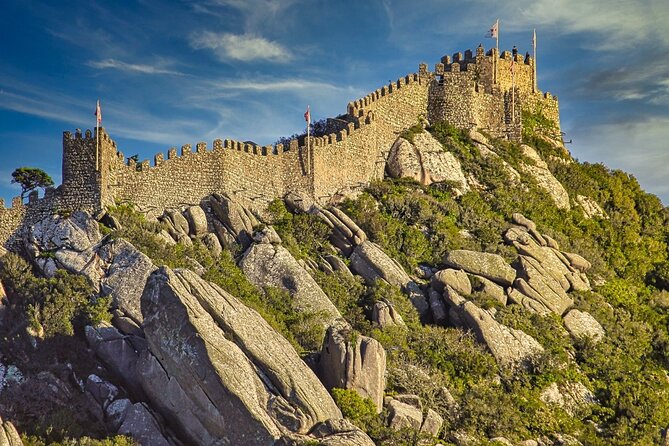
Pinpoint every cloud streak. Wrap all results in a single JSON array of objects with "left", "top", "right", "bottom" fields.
[
  {"left": 208, "top": 79, "right": 353, "bottom": 93},
  {"left": 190, "top": 32, "right": 293, "bottom": 62},
  {"left": 514, "top": 0, "right": 669, "bottom": 49},
  {"left": 88, "top": 59, "right": 185, "bottom": 76}
]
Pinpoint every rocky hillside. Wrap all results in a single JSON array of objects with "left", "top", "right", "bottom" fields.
[{"left": 1, "top": 112, "right": 669, "bottom": 446}]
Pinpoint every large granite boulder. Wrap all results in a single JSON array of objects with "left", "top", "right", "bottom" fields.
[
  {"left": 420, "top": 408, "right": 444, "bottom": 437},
  {"left": 0, "top": 416, "right": 23, "bottom": 446},
  {"left": 440, "top": 284, "right": 543, "bottom": 369},
  {"left": 444, "top": 250, "right": 516, "bottom": 287},
  {"left": 387, "top": 132, "right": 469, "bottom": 193},
  {"left": 117, "top": 402, "right": 172, "bottom": 446},
  {"left": 184, "top": 205, "right": 208, "bottom": 237},
  {"left": 208, "top": 193, "right": 258, "bottom": 249},
  {"left": 99, "top": 239, "right": 156, "bottom": 324},
  {"left": 85, "top": 324, "right": 146, "bottom": 399},
  {"left": 24, "top": 211, "right": 103, "bottom": 280},
  {"left": 431, "top": 268, "right": 472, "bottom": 295},
  {"left": 563, "top": 309, "right": 605, "bottom": 342},
  {"left": 307, "top": 419, "right": 375, "bottom": 446},
  {"left": 386, "top": 398, "right": 423, "bottom": 431},
  {"left": 519, "top": 144, "right": 570, "bottom": 210},
  {"left": 240, "top": 243, "right": 341, "bottom": 326},
  {"left": 140, "top": 267, "right": 342, "bottom": 444},
  {"left": 372, "top": 300, "right": 405, "bottom": 328},
  {"left": 461, "top": 301, "right": 544, "bottom": 368},
  {"left": 540, "top": 382, "right": 597, "bottom": 416},
  {"left": 576, "top": 194, "right": 607, "bottom": 219},
  {"left": 514, "top": 256, "right": 573, "bottom": 316},
  {"left": 321, "top": 319, "right": 386, "bottom": 412},
  {"left": 350, "top": 241, "right": 428, "bottom": 318}
]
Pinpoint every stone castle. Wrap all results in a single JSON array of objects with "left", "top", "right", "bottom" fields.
[{"left": 0, "top": 44, "right": 560, "bottom": 250}]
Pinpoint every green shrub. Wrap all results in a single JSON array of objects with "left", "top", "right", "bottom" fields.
[
  {"left": 0, "top": 254, "right": 108, "bottom": 337},
  {"left": 331, "top": 388, "right": 379, "bottom": 431}
]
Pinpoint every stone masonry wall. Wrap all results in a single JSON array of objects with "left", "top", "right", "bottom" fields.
[
  {"left": 315, "top": 72, "right": 431, "bottom": 199},
  {"left": 107, "top": 139, "right": 311, "bottom": 216},
  {"left": 0, "top": 191, "right": 62, "bottom": 251}
]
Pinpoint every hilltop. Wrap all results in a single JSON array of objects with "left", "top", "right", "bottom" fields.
[{"left": 0, "top": 46, "right": 668, "bottom": 446}]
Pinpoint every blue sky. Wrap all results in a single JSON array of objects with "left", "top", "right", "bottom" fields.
[{"left": 1, "top": 0, "right": 668, "bottom": 204}]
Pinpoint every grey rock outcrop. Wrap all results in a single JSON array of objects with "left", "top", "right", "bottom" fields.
[
  {"left": 321, "top": 319, "right": 386, "bottom": 412},
  {"left": 469, "top": 274, "right": 507, "bottom": 306},
  {"left": 576, "top": 194, "right": 607, "bottom": 219},
  {"left": 563, "top": 309, "right": 605, "bottom": 342},
  {"left": 201, "top": 233, "right": 222, "bottom": 257},
  {"left": 24, "top": 211, "right": 102, "bottom": 280},
  {"left": 141, "top": 267, "right": 342, "bottom": 444},
  {"left": 350, "top": 241, "right": 428, "bottom": 318},
  {"left": 540, "top": 382, "right": 596, "bottom": 416},
  {"left": 514, "top": 257, "right": 573, "bottom": 316},
  {"left": 307, "top": 419, "right": 375, "bottom": 446},
  {"left": 208, "top": 193, "right": 258, "bottom": 249},
  {"left": 386, "top": 399, "right": 423, "bottom": 431},
  {"left": 519, "top": 144, "right": 570, "bottom": 210},
  {"left": 561, "top": 252, "right": 591, "bottom": 272},
  {"left": 0, "top": 416, "right": 23, "bottom": 446},
  {"left": 85, "top": 324, "right": 146, "bottom": 399},
  {"left": 372, "top": 300, "right": 405, "bottom": 328},
  {"left": 99, "top": 239, "right": 156, "bottom": 324},
  {"left": 444, "top": 250, "right": 516, "bottom": 287},
  {"left": 184, "top": 205, "right": 208, "bottom": 237},
  {"left": 324, "top": 254, "right": 354, "bottom": 277},
  {"left": 461, "top": 301, "right": 544, "bottom": 368},
  {"left": 431, "top": 268, "right": 472, "bottom": 295},
  {"left": 240, "top": 242, "right": 341, "bottom": 326},
  {"left": 420, "top": 408, "right": 444, "bottom": 437},
  {"left": 118, "top": 402, "right": 171, "bottom": 446},
  {"left": 387, "top": 132, "right": 469, "bottom": 193}
]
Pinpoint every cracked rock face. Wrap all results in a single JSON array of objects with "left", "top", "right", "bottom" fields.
[
  {"left": 140, "top": 266, "right": 342, "bottom": 444},
  {"left": 320, "top": 319, "right": 387, "bottom": 412},
  {"left": 240, "top": 242, "right": 341, "bottom": 326},
  {"left": 444, "top": 250, "right": 516, "bottom": 287},
  {"left": 386, "top": 132, "right": 469, "bottom": 193}
]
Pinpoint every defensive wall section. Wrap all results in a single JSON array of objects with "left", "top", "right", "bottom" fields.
[{"left": 0, "top": 44, "right": 561, "bottom": 252}]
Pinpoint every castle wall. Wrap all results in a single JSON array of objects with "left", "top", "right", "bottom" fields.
[
  {"left": 0, "top": 45, "right": 563, "bottom": 252},
  {"left": 106, "top": 139, "right": 312, "bottom": 216},
  {"left": 315, "top": 73, "right": 430, "bottom": 199},
  {"left": 0, "top": 191, "right": 62, "bottom": 251}
]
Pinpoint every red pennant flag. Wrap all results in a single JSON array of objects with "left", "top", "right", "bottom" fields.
[{"left": 304, "top": 105, "right": 310, "bottom": 123}]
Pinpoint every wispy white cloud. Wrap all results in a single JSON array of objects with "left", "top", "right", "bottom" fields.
[
  {"left": 88, "top": 59, "right": 185, "bottom": 76},
  {"left": 0, "top": 78, "right": 207, "bottom": 146},
  {"left": 190, "top": 0, "right": 301, "bottom": 32},
  {"left": 512, "top": 0, "right": 669, "bottom": 49},
  {"left": 208, "top": 79, "right": 352, "bottom": 92},
  {"left": 190, "top": 32, "right": 293, "bottom": 62}
]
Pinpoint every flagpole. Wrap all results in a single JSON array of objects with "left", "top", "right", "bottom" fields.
[
  {"left": 533, "top": 29, "right": 537, "bottom": 93},
  {"left": 96, "top": 99, "right": 99, "bottom": 172},
  {"left": 495, "top": 19, "right": 499, "bottom": 84},
  {"left": 306, "top": 105, "right": 310, "bottom": 175},
  {"left": 512, "top": 66, "right": 515, "bottom": 125}
]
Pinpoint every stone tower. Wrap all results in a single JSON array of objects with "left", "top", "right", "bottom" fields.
[{"left": 61, "top": 127, "right": 116, "bottom": 210}]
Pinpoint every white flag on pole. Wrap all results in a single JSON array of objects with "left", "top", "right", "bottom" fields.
[{"left": 485, "top": 20, "right": 498, "bottom": 39}]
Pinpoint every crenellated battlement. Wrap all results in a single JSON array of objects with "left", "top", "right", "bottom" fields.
[
  {"left": 347, "top": 73, "right": 422, "bottom": 119},
  {"left": 0, "top": 42, "right": 561, "bottom": 250}
]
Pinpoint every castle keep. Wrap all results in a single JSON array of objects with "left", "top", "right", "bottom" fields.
[{"left": 0, "top": 45, "right": 560, "bottom": 250}]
